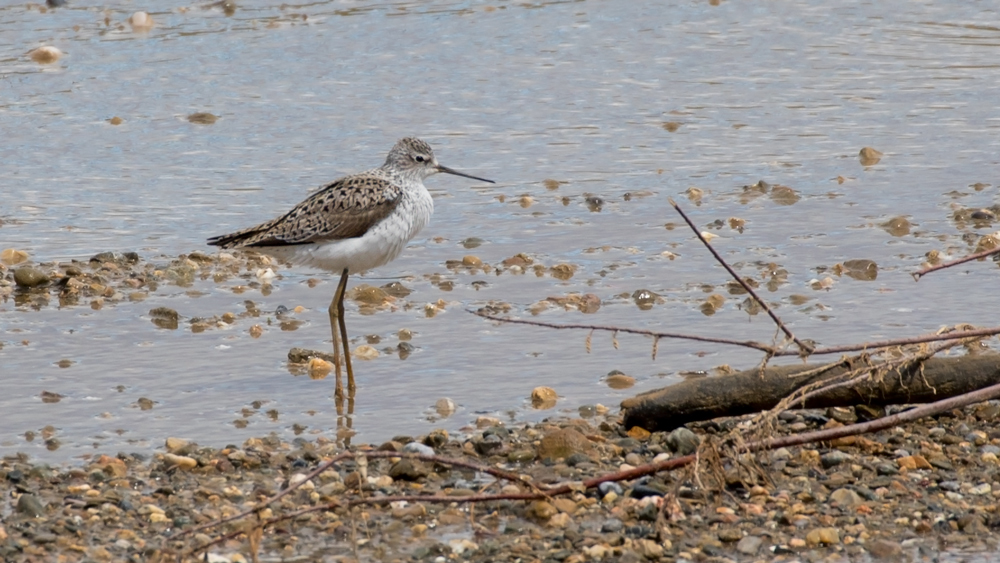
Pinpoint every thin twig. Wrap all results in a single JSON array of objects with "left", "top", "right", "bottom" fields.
[
  {"left": 669, "top": 198, "right": 813, "bottom": 355},
  {"left": 173, "top": 450, "right": 537, "bottom": 542},
  {"left": 913, "top": 246, "right": 1000, "bottom": 280},
  {"left": 472, "top": 312, "right": 1000, "bottom": 358},
  {"left": 471, "top": 310, "right": 777, "bottom": 353}
]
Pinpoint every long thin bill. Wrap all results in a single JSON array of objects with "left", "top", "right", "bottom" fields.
[{"left": 437, "top": 164, "right": 495, "bottom": 184}]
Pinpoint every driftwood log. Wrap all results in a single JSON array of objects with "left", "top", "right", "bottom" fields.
[{"left": 622, "top": 354, "right": 1000, "bottom": 432}]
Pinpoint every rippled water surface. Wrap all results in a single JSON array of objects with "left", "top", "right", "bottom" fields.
[{"left": 3, "top": 0, "right": 1000, "bottom": 462}]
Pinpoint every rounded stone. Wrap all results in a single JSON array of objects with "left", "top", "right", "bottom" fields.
[{"left": 14, "top": 267, "right": 50, "bottom": 288}]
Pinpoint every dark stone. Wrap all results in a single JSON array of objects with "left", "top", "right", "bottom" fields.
[
  {"left": 630, "top": 484, "right": 665, "bottom": 499},
  {"left": 820, "top": 451, "right": 852, "bottom": 469},
  {"left": 601, "top": 519, "right": 624, "bottom": 533},
  {"left": 483, "top": 426, "right": 510, "bottom": 440},
  {"left": 666, "top": 427, "right": 700, "bottom": 456},
  {"left": 90, "top": 251, "right": 139, "bottom": 266},
  {"left": 598, "top": 482, "right": 623, "bottom": 496},
  {"left": 13, "top": 267, "right": 50, "bottom": 288},
  {"left": 474, "top": 434, "right": 503, "bottom": 455},
  {"left": 389, "top": 459, "right": 429, "bottom": 481},
  {"left": 636, "top": 502, "right": 658, "bottom": 522},
  {"left": 17, "top": 494, "right": 45, "bottom": 517},
  {"left": 876, "top": 463, "right": 899, "bottom": 476}
]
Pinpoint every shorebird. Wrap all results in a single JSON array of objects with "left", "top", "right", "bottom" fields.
[{"left": 208, "top": 137, "right": 494, "bottom": 398}]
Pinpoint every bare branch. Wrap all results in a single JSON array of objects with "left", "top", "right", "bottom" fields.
[
  {"left": 913, "top": 246, "right": 1000, "bottom": 280},
  {"left": 669, "top": 199, "right": 813, "bottom": 355}
]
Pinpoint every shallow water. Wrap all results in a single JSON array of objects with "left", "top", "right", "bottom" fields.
[{"left": 2, "top": 0, "right": 1000, "bottom": 463}]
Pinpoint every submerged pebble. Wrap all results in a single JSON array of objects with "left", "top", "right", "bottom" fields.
[{"left": 29, "top": 46, "right": 62, "bottom": 64}]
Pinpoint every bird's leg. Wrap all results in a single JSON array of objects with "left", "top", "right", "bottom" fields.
[
  {"left": 329, "top": 271, "right": 347, "bottom": 402},
  {"left": 335, "top": 268, "right": 356, "bottom": 395}
]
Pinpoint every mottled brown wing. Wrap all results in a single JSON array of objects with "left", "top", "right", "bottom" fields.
[{"left": 207, "top": 175, "right": 402, "bottom": 249}]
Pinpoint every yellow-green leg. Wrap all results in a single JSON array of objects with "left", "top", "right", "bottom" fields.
[
  {"left": 328, "top": 268, "right": 355, "bottom": 401},
  {"left": 335, "top": 268, "right": 355, "bottom": 394},
  {"left": 329, "top": 270, "right": 350, "bottom": 400}
]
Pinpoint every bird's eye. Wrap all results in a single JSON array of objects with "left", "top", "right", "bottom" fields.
[{"left": 414, "top": 155, "right": 426, "bottom": 163}]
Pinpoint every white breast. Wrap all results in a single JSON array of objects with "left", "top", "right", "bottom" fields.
[{"left": 260, "top": 186, "right": 434, "bottom": 275}]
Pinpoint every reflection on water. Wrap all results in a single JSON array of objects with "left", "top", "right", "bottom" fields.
[{"left": 2, "top": 0, "right": 1000, "bottom": 462}]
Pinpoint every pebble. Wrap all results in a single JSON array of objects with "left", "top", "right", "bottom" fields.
[
  {"left": 598, "top": 481, "right": 623, "bottom": 496},
  {"left": 403, "top": 441, "right": 435, "bottom": 456},
  {"left": 806, "top": 527, "right": 840, "bottom": 546},
  {"left": 0, "top": 248, "right": 29, "bottom": 265},
  {"left": 14, "top": 266, "right": 50, "bottom": 288},
  {"left": 388, "top": 459, "right": 428, "bottom": 481},
  {"left": 666, "top": 427, "right": 700, "bottom": 455},
  {"left": 526, "top": 500, "right": 558, "bottom": 521},
  {"left": 161, "top": 453, "right": 197, "bottom": 470},
  {"left": 16, "top": 494, "right": 45, "bottom": 517},
  {"left": 129, "top": 11, "right": 154, "bottom": 30},
  {"left": 821, "top": 450, "right": 852, "bottom": 468},
  {"left": 829, "top": 487, "right": 864, "bottom": 506},
  {"left": 537, "top": 427, "right": 592, "bottom": 460},
  {"left": 29, "top": 46, "right": 62, "bottom": 64},
  {"left": 530, "top": 386, "right": 558, "bottom": 408},
  {"left": 736, "top": 535, "right": 762, "bottom": 554}
]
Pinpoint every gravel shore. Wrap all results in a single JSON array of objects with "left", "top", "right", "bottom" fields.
[{"left": 4, "top": 400, "right": 1000, "bottom": 562}]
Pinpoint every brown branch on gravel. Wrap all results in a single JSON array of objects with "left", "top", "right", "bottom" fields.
[
  {"left": 913, "top": 246, "right": 1000, "bottom": 280},
  {"left": 472, "top": 312, "right": 1000, "bottom": 358},
  {"left": 181, "top": 380, "right": 1000, "bottom": 561},
  {"left": 174, "top": 450, "right": 538, "bottom": 542},
  {"left": 669, "top": 198, "right": 814, "bottom": 356}
]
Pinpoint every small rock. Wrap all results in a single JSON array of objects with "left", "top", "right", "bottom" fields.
[
  {"left": 548, "top": 512, "right": 572, "bottom": 529},
  {"left": 16, "top": 494, "right": 45, "bottom": 517},
  {"left": 129, "top": 11, "right": 154, "bottom": 30},
  {"left": 507, "top": 449, "right": 535, "bottom": 463},
  {"left": 308, "top": 357, "right": 332, "bottom": 378},
  {"left": 634, "top": 538, "right": 663, "bottom": 559},
  {"left": 867, "top": 539, "right": 902, "bottom": 559},
  {"left": 388, "top": 459, "right": 429, "bottom": 481},
  {"left": 29, "top": 46, "right": 62, "bottom": 64},
  {"left": 164, "top": 437, "right": 190, "bottom": 454},
  {"left": 537, "top": 427, "right": 592, "bottom": 460},
  {"left": 601, "top": 519, "right": 624, "bottom": 533},
  {"left": 605, "top": 372, "right": 636, "bottom": 389},
  {"left": 666, "top": 427, "right": 700, "bottom": 455},
  {"left": 821, "top": 450, "right": 852, "bottom": 469},
  {"left": 475, "top": 434, "right": 504, "bottom": 455},
  {"left": 423, "top": 428, "right": 448, "bottom": 448},
  {"left": 859, "top": 146, "right": 883, "bottom": 166},
  {"left": 402, "top": 442, "right": 435, "bottom": 456},
  {"left": 162, "top": 453, "right": 197, "bottom": 470},
  {"left": 969, "top": 483, "right": 992, "bottom": 495},
  {"left": 598, "top": 482, "right": 623, "bottom": 496},
  {"left": 526, "top": 500, "right": 558, "bottom": 521},
  {"left": 14, "top": 266, "right": 50, "bottom": 288},
  {"left": 187, "top": 112, "right": 218, "bottom": 125},
  {"left": 736, "top": 535, "right": 763, "bottom": 555},
  {"left": 434, "top": 398, "right": 456, "bottom": 417},
  {"left": 805, "top": 527, "right": 840, "bottom": 546},
  {"left": 718, "top": 528, "right": 742, "bottom": 542},
  {"left": 829, "top": 487, "right": 864, "bottom": 507},
  {"left": 0, "top": 248, "right": 29, "bottom": 265},
  {"left": 552, "top": 498, "right": 577, "bottom": 514},
  {"left": 897, "top": 455, "right": 932, "bottom": 470},
  {"left": 531, "top": 386, "right": 558, "bottom": 408}
]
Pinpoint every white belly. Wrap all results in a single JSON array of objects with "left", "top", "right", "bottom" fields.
[{"left": 258, "top": 189, "right": 434, "bottom": 274}]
